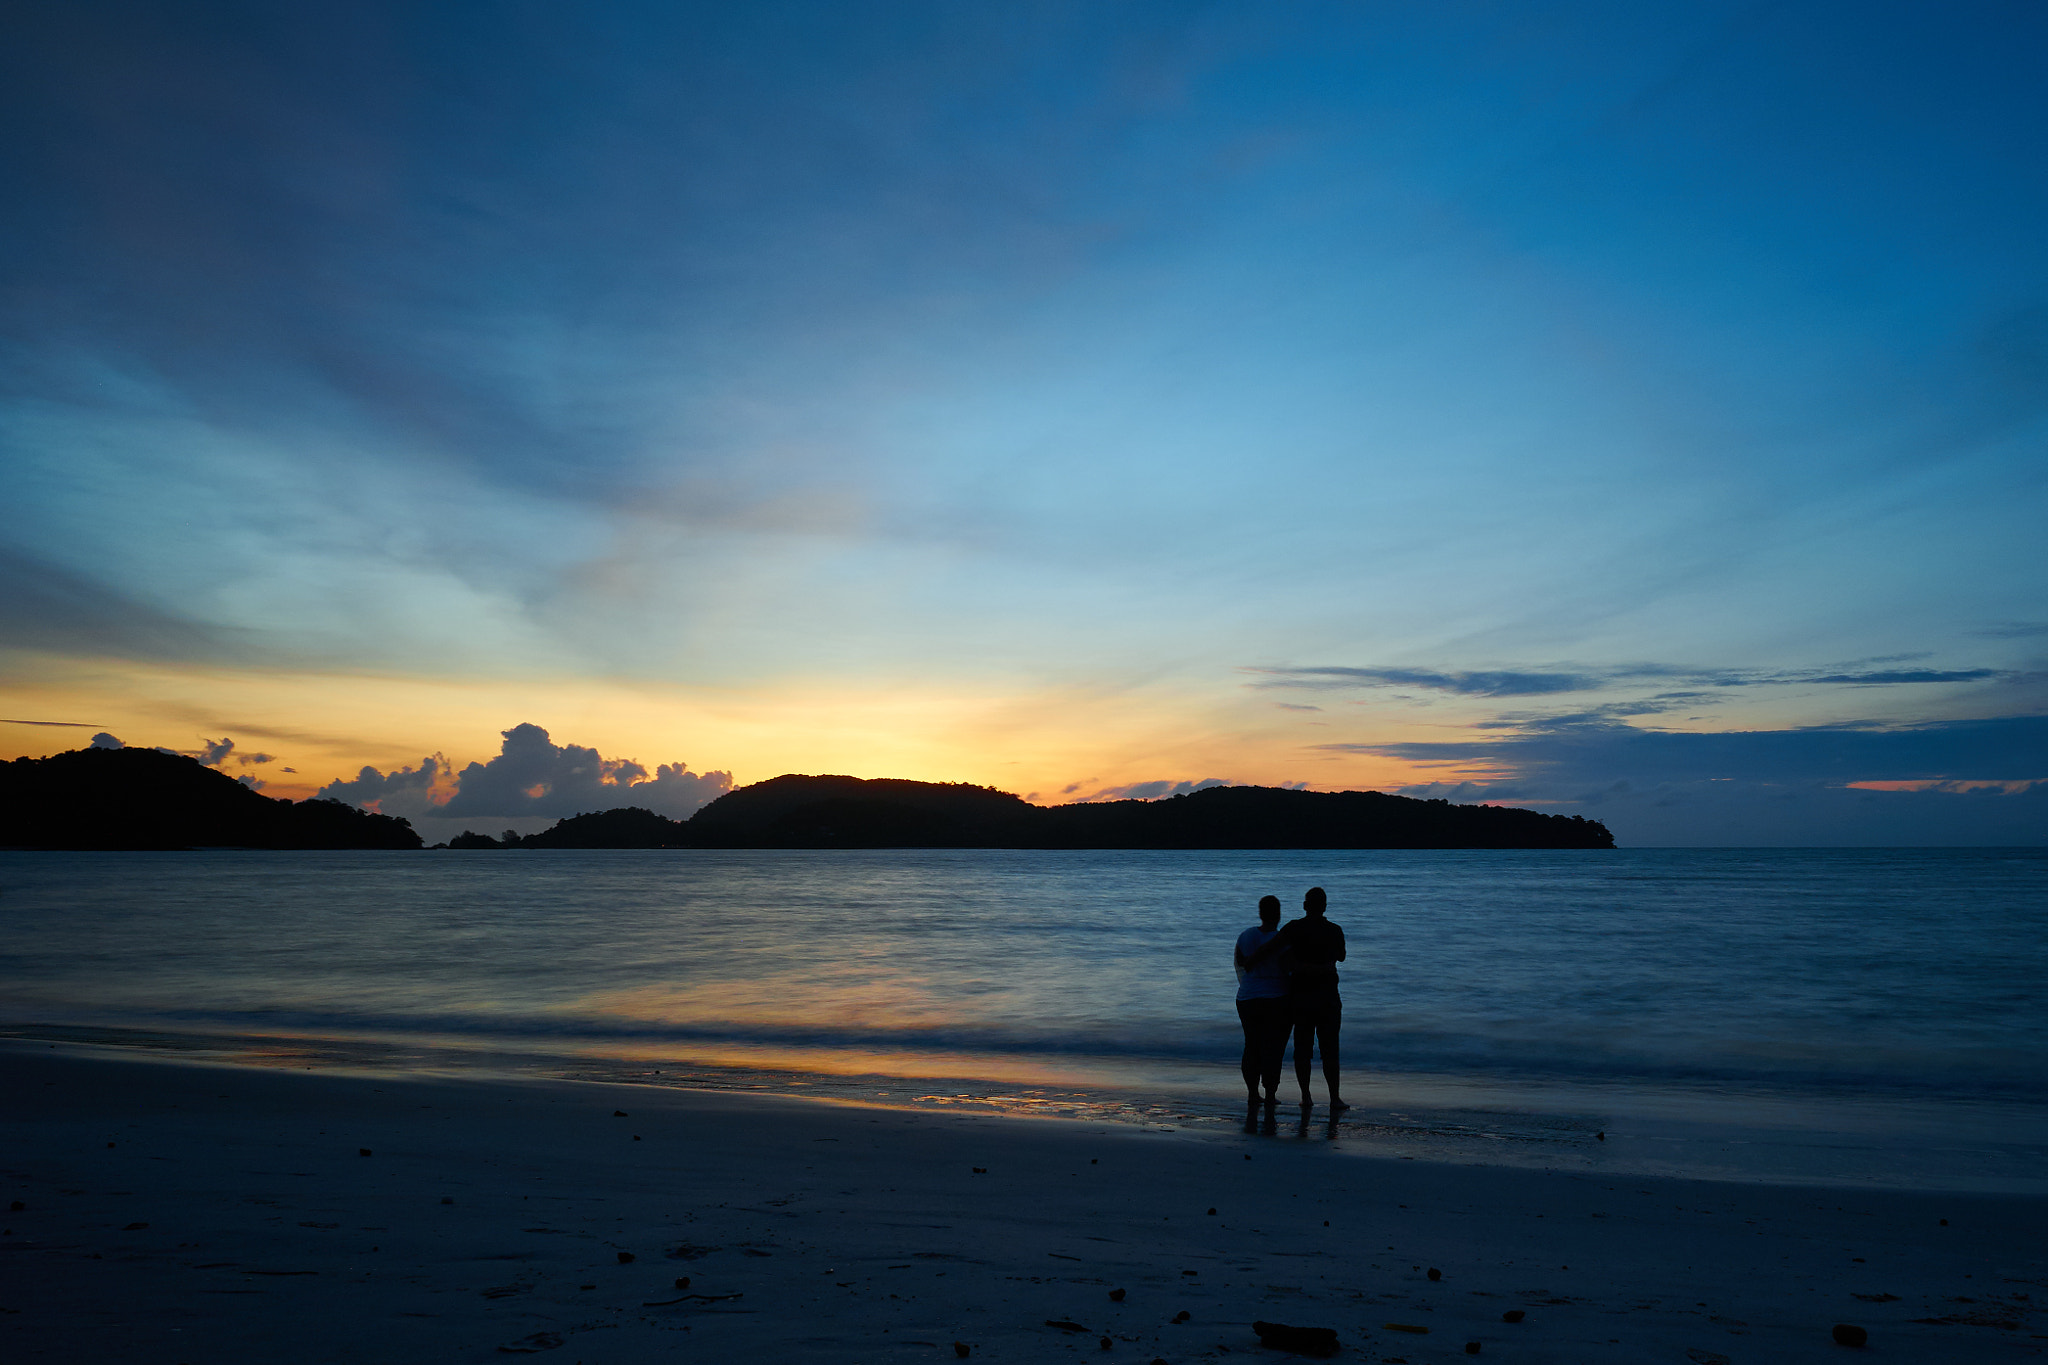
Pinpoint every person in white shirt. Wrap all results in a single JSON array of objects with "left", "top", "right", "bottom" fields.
[{"left": 1232, "top": 894, "right": 1290, "bottom": 1105}]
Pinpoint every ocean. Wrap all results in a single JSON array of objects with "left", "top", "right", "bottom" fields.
[{"left": 3, "top": 846, "right": 2043, "bottom": 1191}]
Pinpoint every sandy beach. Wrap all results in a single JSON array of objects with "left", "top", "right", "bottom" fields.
[{"left": 4, "top": 1043, "right": 2045, "bottom": 1363}]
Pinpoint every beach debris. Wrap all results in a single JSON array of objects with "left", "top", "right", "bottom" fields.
[
  {"left": 1251, "top": 1320, "right": 1340, "bottom": 1357},
  {"left": 1464, "top": 1344, "right": 1481, "bottom": 1355},
  {"left": 666, "top": 1243, "right": 718, "bottom": 1259},
  {"left": 579, "top": 1284, "right": 595, "bottom": 1290},
  {"left": 642, "top": 1292, "right": 743, "bottom": 1306},
  {"left": 497, "top": 1330, "right": 564, "bottom": 1353},
  {"left": 1100, "top": 1336, "right": 1113, "bottom": 1350},
  {"left": 954, "top": 1344, "right": 971, "bottom": 1358},
  {"left": 1683, "top": 1351, "right": 1730, "bottom": 1365},
  {"left": 1427, "top": 1268, "right": 1442, "bottom": 1281},
  {"left": 297, "top": 1221, "right": 338, "bottom": 1229},
  {"left": 1940, "top": 1218, "right": 1949, "bottom": 1226},
  {"left": 1383, "top": 1323, "right": 1429, "bottom": 1334},
  {"left": 440, "top": 1196, "right": 454, "bottom": 1205},
  {"left": 613, "top": 1110, "right": 628, "bottom": 1117},
  {"left": 9, "top": 1201, "right": 22, "bottom": 1212},
  {"left": 1046, "top": 1319, "right": 1091, "bottom": 1334},
  {"left": 1852, "top": 1293, "right": 1899, "bottom": 1302},
  {"left": 616, "top": 1251, "right": 636, "bottom": 1263},
  {"left": 972, "top": 1167, "right": 988, "bottom": 1174},
  {"left": 1208, "top": 1208, "right": 1218, "bottom": 1215},
  {"left": 633, "top": 1135, "right": 641, "bottom": 1141},
  {"left": 1500, "top": 1310, "right": 1525, "bottom": 1323},
  {"left": 1596, "top": 1131, "right": 1605, "bottom": 1141},
  {"left": 480, "top": 1284, "right": 527, "bottom": 1299},
  {"left": 1110, "top": 1289, "right": 1127, "bottom": 1302},
  {"left": 1182, "top": 1269, "right": 1198, "bottom": 1276},
  {"left": 674, "top": 1277, "right": 691, "bottom": 1290},
  {"left": 1831, "top": 1324, "right": 1869, "bottom": 1347},
  {"left": 1172, "top": 1311, "right": 1192, "bottom": 1324},
  {"left": 123, "top": 1222, "right": 149, "bottom": 1231},
  {"left": 742, "top": 1247, "right": 774, "bottom": 1257}
]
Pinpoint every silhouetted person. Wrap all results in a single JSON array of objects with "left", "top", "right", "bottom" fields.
[
  {"left": 1252, "top": 886, "right": 1348, "bottom": 1110},
  {"left": 1233, "top": 894, "right": 1290, "bottom": 1106}
]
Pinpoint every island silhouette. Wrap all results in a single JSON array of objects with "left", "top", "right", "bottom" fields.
[{"left": 2, "top": 750, "right": 1614, "bottom": 850}]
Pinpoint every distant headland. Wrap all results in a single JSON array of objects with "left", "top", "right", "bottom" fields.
[{"left": 1, "top": 751, "right": 1614, "bottom": 851}]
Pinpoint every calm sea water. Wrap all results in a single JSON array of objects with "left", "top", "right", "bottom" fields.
[{"left": 3, "top": 847, "right": 2043, "bottom": 1188}]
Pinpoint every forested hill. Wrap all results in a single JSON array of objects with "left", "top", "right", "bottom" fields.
[
  {"left": 452, "top": 774, "right": 1612, "bottom": 849},
  {"left": 0, "top": 747, "right": 422, "bottom": 850},
  {"left": 672, "top": 774, "right": 1613, "bottom": 849}
]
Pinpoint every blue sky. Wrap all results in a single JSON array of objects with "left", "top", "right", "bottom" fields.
[{"left": 3, "top": 1, "right": 2044, "bottom": 843}]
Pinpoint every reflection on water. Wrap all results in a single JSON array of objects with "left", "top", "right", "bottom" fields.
[{"left": 2, "top": 846, "right": 2044, "bottom": 1189}]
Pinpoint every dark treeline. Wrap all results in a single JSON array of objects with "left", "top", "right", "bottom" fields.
[
  {"left": 1, "top": 746, "right": 421, "bottom": 850},
  {"left": 4, "top": 751, "right": 1613, "bottom": 851},
  {"left": 451, "top": 773, "right": 1614, "bottom": 851}
]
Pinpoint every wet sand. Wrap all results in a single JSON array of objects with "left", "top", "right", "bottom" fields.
[{"left": 4, "top": 1043, "right": 2044, "bottom": 1363}]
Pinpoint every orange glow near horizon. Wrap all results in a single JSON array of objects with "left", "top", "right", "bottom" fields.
[{"left": 0, "top": 650, "right": 1456, "bottom": 806}]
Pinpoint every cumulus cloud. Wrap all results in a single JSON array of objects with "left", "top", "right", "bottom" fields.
[
  {"left": 319, "top": 755, "right": 455, "bottom": 817},
  {"left": 90, "top": 731, "right": 124, "bottom": 749},
  {"left": 318, "top": 723, "right": 734, "bottom": 821}
]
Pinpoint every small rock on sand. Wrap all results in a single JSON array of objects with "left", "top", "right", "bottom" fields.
[
  {"left": 358, "top": 1148, "right": 371, "bottom": 1156},
  {"left": 1832, "top": 1323, "right": 1868, "bottom": 1347},
  {"left": 1252, "top": 1320, "right": 1340, "bottom": 1358},
  {"left": 1109, "top": 1288, "right": 1126, "bottom": 1302},
  {"left": 1501, "top": 1310, "right": 1525, "bottom": 1323},
  {"left": 616, "top": 1251, "right": 635, "bottom": 1263},
  {"left": 1427, "top": 1268, "right": 1442, "bottom": 1281},
  {"left": 953, "top": 1343, "right": 970, "bottom": 1358}
]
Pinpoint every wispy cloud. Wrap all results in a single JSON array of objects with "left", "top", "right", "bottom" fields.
[
  {"left": 1249, "top": 660, "right": 2012, "bottom": 696},
  {"left": 1315, "top": 714, "right": 2048, "bottom": 788},
  {"left": 0, "top": 717, "right": 100, "bottom": 727}
]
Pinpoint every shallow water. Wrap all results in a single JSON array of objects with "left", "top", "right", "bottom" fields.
[{"left": 3, "top": 847, "right": 2043, "bottom": 1188}]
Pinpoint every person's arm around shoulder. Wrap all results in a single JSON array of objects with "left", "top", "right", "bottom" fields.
[
  {"left": 1244, "top": 919, "right": 1294, "bottom": 968},
  {"left": 1334, "top": 924, "right": 1346, "bottom": 962}
]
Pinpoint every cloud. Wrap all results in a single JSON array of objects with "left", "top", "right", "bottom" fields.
[
  {"left": 1772, "top": 670, "right": 1998, "bottom": 686},
  {"left": 1070, "top": 777, "right": 1235, "bottom": 802},
  {"left": 90, "top": 731, "right": 123, "bottom": 749},
  {"left": 0, "top": 717, "right": 100, "bottom": 727},
  {"left": 1974, "top": 622, "right": 2048, "bottom": 638},
  {"left": 320, "top": 756, "right": 452, "bottom": 817},
  {"left": 1391, "top": 773, "right": 2048, "bottom": 847},
  {"left": 1250, "top": 666, "right": 1601, "bottom": 696},
  {"left": 1273, "top": 702, "right": 1322, "bottom": 712},
  {"left": 1250, "top": 660, "right": 2014, "bottom": 697},
  {"left": 0, "top": 546, "right": 234, "bottom": 665},
  {"left": 318, "top": 723, "right": 734, "bottom": 821},
  {"left": 1319, "top": 714, "right": 2048, "bottom": 788}
]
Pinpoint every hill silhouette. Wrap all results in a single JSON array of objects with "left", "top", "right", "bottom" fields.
[
  {"left": 1, "top": 747, "right": 422, "bottom": 850},
  {"left": 660, "top": 773, "right": 1612, "bottom": 849}
]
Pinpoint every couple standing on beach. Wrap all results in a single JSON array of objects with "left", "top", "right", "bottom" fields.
[{"left": 1233, "top": 886, "right": 1348, "bottom": 1111}]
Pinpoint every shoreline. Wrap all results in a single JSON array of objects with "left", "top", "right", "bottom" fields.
[
  {"left": 6, "top": 1041, "right": 2046, "bottom": 1362},
  {"left": 8, "top": 1020, "right": 2045, "bottom": 1196}
]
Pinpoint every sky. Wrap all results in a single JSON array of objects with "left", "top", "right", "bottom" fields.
[{"left": 3, "top": 0, "right": 2045, "bottom": 845}]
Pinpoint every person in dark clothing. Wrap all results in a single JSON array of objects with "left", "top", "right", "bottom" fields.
[
  {"left": 1232, "top": 894, "right": 1290, "bottom": 1105},
  {"left": 1251, "top": 885, "right": 1348, "bottom": 1110}
]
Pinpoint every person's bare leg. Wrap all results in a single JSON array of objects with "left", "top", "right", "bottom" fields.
[
  {"left": 1294, "top": 1017, "right": 1315, "bottom": 1106},
  {"left": 1321, "top": 1021, "right": 1349, "bottom": 1111}
]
